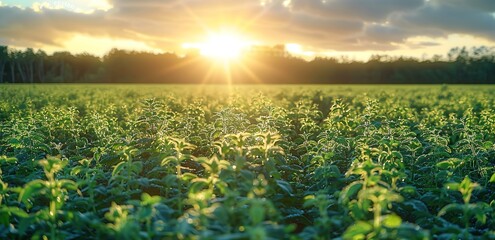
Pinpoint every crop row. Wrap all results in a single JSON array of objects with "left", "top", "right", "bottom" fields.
[{"left": 0, "top": 85, "right": 494, "bottom": 239}]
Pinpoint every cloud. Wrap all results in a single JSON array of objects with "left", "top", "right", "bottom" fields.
[
  {"left": 0, "top": 0, "right": 494, "bottom": 55},
  {"left": 0, "top": 6, "right": 128, "bottom": 47},
  {"left": 394, "top": 0, "right": 495, "bottom": 40},
  {"left": 362, "top": 23, "right": 409, "bottom": 43},
  {"left": 441, "top": 0, "right": 495, "bottom": 12},
  {"left": 416, "top": 41, "right": 441, "bottom": 47},
  {"left": 290, "top": 0, "right": 425, "bottom": 22}
]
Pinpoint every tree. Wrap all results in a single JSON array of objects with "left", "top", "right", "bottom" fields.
[
  {"left": 24, "top": 48, "right": 36, "bottom": 83},
  {"left": 9, "top": 49, "right": 26, "bottom": 83},
  {"left": 0, "top": 46, "right": 7, "bottom": 83},
  {"left": 52, "top": 51, "right": 74, "bottom": 83},
  {"left": 72, "top": 53, "right": 101, "bottom": 82},
  {"left": 36, "top": 50, "right": 47, "bottom": 83}
]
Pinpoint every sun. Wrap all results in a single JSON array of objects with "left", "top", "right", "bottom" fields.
[
  {"left": 183, "top": 31, "right": 253, "bottom": 60},
  {"left": 181, "top": 30, "right": 263, "bottom": 85}
]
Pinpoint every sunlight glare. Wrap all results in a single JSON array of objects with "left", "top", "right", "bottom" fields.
[
  {"left": 183, "top": 32, "right": 253, "bottom": 60},
  {"left": 286, "top": 43, "right": 315, "bottom": 60}
]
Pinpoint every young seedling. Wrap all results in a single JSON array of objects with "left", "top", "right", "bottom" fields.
[
  {"left": 439, "top": 176, "right": 490, "bottom": 238},
  {"left": 19, "top": 156, "right": 79, "bottom": 240}
]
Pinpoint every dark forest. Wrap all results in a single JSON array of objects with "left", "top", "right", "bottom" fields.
[{"left": 0, "top": 45, "right": 494, "bottom": 84}]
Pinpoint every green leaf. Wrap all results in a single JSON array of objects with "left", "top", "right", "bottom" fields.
[
  {"left": 324, "top": 152, "right": 335, "bottom": 159},
  {"left": 0, "top": 206, "right": 29, "bottom": 218},
  {"left": 438, "top": 203, "right": 462, "bottom": 216},
  {"left": 161, "top": 156, "right": 178, "bottom": 165},
  {"left": 163, "top": 175, "right": 178, "bottom": 186},
  {"left": 390, "top": 151, "right": 403, "bottom": 160},
  {"left": 339, "top": 182, "right": 363, "bottom": 204},
  {"left": 39, "top": 156, "right": 67, "bottom": 174},
  {"left": 137, "top": 207, "right": 153, "bottom": 220},
  {"left": 436, "top": 161, "right": 451, "bottom": 170},
  {"left": 276, "top": 180, "right": 293, "bottom": 195},
  {"left": 111, "top": 161, "right": 126, "bottom": 177},
  {"left": 0, "top": 212, "right": 8, "bottom": 225},
  {"left": 403, "top": 199, "right": 429, "bottom": 213},
  {"left": 181, "top": 173, "right": 198, "bottom": 182},
  {"left": 189, "top": 181, "right": 208, "bottom": 194},
  {"left": 131, "top": 161, "right": 143, "bottom": 174},
  {"left": 59, "top": 179, "right": 78, "bottom": 191},
  {"left": 436, "top": 158, "right": 461, "bottom": 170},
  {"left": 249, "top": 201, "right": 265, "bottom": 225},
  {"left": 303, "top": 195, "right": 315, "bottom": 208},
  {"left": 0, "top": 156, "right": 17, "bottom": 164},
  {"left": 0, "top": 180, "right": 7, "bottom": 192},
  {"left": 483, "top": 141, "right": 493, "bottom": 149},
  {"left": 8, "top": 138, "right": 21, "bottom": 147},
  {"left": 70, "top": 166, "right": 84, "bottom": 176},
  {"left": 490, "top": 173, "right": 495, "bottom": 183},
  {"left": 399, "top": 185, "right": 417, "bottom": 196},
  {"left": 141, "top": 193, "right": 161, "bottom": 205},
  {"left": 475, "top": 210, "right": 487, "bottom": 224},
  {"left": 444, "top": 182, "right": 459, "bottom": 191},
  {"left": 383, "top": 214, "right": 402, "bottom": 228},
  {"left": 343, "top": 221, "right": 372, "bottom": 240},
  {"left": 19, "top": 180, "right": 46, "bottom": 207}
]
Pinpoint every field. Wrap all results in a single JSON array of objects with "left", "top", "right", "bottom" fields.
[{"left": 0, "top": 84, "right": 494, "bottom": 239}]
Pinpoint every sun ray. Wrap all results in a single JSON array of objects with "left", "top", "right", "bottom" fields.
[
  {"left": 183, "top": 31, "right": 253, "bottom": 61},
  {"left": 175, "top": 1, "right": 275, "bottom": 85},
  {"left": 236, "top": 59, "right": 263, "bottom": 84},
  {"left": 164, "top": 55, "right": 202, "bottom": 72},
  {"left": 200, "top": 62, "right": 217, "bottom": 85},
  {"left": 177, "top": 1, "right": 211, "bottom": 34},
  {"left": 222, "top": 61, "right": 234, "bottom": 92}
]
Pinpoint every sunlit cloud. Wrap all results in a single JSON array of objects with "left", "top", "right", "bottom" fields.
[
  {"left": 0, "top": 0, "right": 494, "bottom": 59},
  {"left": 51, "top": 34, "right": 162, "bottom": 55},
  {"left": 318, "top": 34, "right": 495, "bottom": 61},
  {"left": 3, "top": 0, "right": 112, "bottom": 13},
  {"left": 285, "top": 43, "right": 315, "bottom": 59}
]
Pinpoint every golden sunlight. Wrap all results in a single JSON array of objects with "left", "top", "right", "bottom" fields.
[{"left": 183, "top": 31, "right": 254, "bottom": 60}]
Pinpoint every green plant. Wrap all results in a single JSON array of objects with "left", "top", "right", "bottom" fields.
[
  {"left": 0, "top": 85, "right": 493, "bottom": 239},
  {"left": 438, "top": 176, "right": 491, "bottom": 238},
  {"left": 19, "top": 156, "right": 79, "bottom": 239}
]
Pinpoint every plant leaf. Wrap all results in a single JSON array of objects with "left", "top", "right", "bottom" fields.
[
  {"left": 19, "top": 180, "right": 46, "bottom": 207},
  {"left": 0, "top": 206, "right": 29, "bottom": 218},
  {"left": 438, "top": 203, "right": 462, "bottom": 216},
  {"left": 276, "top": 180, "right": 293, "bottom": 195},
  {"left": 383, "top": 214, "right": 402, "bottom": 228},
  {"left": 181, "top": 173, "right": 198, "bottom": 182},
  {"left": 111, "top": 161, "right": 126, "bottom": 177},
  {"left": 59, "top": 179, "right": 78, "bottom": 191},
  {"left": 444, "top": 182, "right": 459, "bottom": 191},
  {"left": 339, "top": 181, "right": 363, "bottom": 204},
  {"left": 343, "top": 221, "right": 372, "bottom": 240}
]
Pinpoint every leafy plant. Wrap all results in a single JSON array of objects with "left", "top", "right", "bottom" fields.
[
  {"left": 19, "top": 156, "right": 79, "bottom": 239},
  {"left": 0, "top": 85, "right": 493, "bottom": 239}
]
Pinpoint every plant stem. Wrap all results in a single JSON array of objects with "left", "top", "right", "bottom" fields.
[
  {"left": 374, "top": 201, "right": 381, "bottom": 229},
  {"left": 177, "top": 164, "right": 182, "bottom": 215}
]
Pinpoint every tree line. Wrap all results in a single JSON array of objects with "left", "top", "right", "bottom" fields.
[{"left": 0, "top": 45, "right": 494, "bottom": 84}]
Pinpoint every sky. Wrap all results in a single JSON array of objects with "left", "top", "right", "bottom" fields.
[{"left": 1, "top": 0, "right": 494, "bottom": 60}]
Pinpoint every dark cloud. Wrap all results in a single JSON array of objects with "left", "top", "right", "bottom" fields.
[
  {"left": 0, "top": 0, "right": 494, "bottom": 53},
  {"left": 362, "top": 23, "right": 409, "bottom": 43},
  {"left": 440, "top": 0, "right": 495, "bottom": 12},
  {"left": 395, "top": 1, "right": 495, "bottom": 40},
  {"left": 290, "top": 0, "right": 425, "bottom": 22},
  {"left": 417, "top": 41, "right": 441, "bottom": 47},
  {"left": 285, "top": 14, "right": 364, "bottom": 37},
  {"left": 0, "top": 6, "right": 128, "bottom": 47}
]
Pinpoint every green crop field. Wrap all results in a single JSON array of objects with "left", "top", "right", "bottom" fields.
[{"left": 0, "top": 84, "right": 494, "bottom": 239}]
